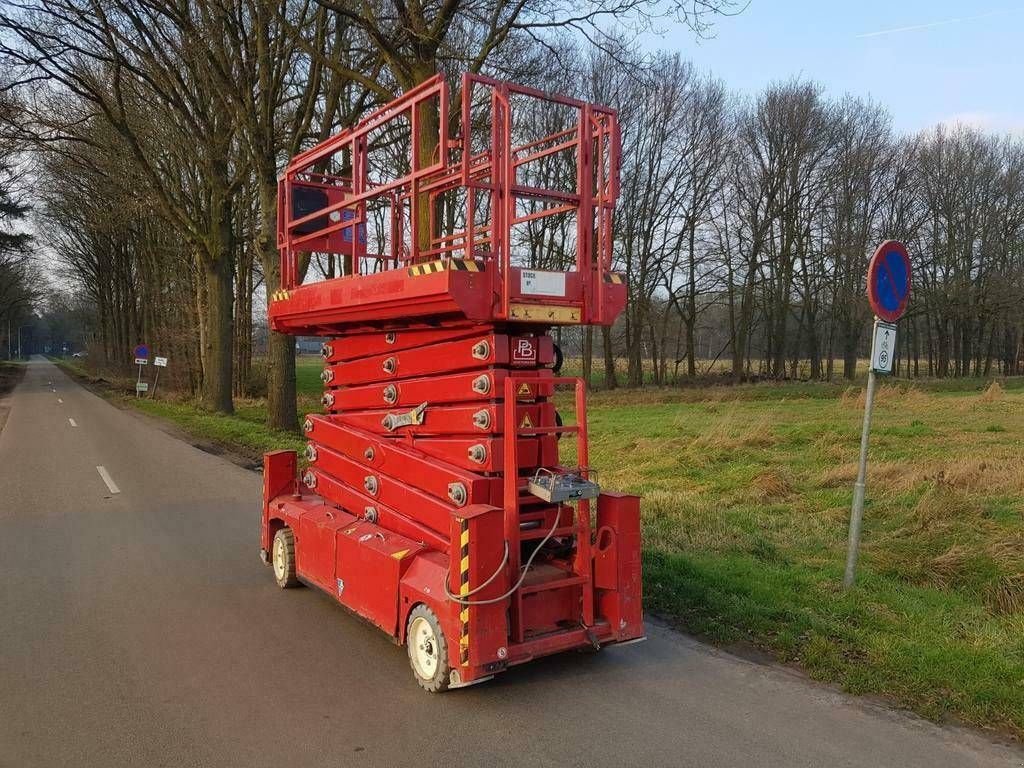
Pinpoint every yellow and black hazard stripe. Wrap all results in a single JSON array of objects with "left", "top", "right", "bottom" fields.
[
  {"left": 459, "top": 518, "right": 470, "bottom": 666},
  {"left": 408, "top": 259, "right": 483, "bottom": 277},
  {"left": 602, "top": 272, "right": 624, "bottom": 284}
]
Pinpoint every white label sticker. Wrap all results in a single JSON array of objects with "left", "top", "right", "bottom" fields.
[
  {"left": 520, "top": 270, "right": 566, "bottom": 297},
  {"left": 870, "top": 320, "right": 897, "bottom": 375}
]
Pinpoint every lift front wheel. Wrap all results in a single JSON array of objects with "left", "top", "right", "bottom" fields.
[
  {"left": 406, "top": 605, "right": 450, "bottom": 692},
  {"left": 272, "top": 528, "right": 299, "bottom": 589}
]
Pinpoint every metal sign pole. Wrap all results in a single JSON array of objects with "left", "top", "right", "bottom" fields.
[
  {"left": 842, "top": 319, "right": 896, "bottom": 588},
  {"left": 843, "top": 241, "right": 911, "bottom": 589},
  {"left": 136, "top": 363, "right": 143, "bottom": 398},
  {"left": 843, "top": 365, "right": 877, "bottom": 588},
  {"left": 150, "top": 356, "right": 167, "bottom": 397}
]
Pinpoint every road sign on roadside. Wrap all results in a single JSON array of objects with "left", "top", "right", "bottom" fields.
[
  {"left": 844, "top": 242, "right": 914, "bottom": 589},
  {"left": 150, "top": 356, "right": 168, "bottom": 397},
  {"left": 867, "top": 241, "right": 911, "bottom": 323},
  {"left": 133, "top": 344, "right": 150, "bottom": 398},
  {"left": 870, "top": 321, "right": 897, "bottom": 375}
]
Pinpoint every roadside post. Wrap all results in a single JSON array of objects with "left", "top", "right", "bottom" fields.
[
  {"left": 151, "top": 356, "right": 168, "bottom": 397},
  {"left": 133, "top": 344, "right": 149, "bottom": 397},
  {"left": 843, "top": 240, "right": 912, "bottom": 589}
]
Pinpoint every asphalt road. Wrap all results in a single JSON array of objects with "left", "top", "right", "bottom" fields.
[{"left": 0, "top": 357, "right": 1019, "bottom": 768}]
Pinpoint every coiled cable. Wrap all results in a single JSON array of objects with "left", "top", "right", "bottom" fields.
[{"left": 444, "top": 508, "right": 562, "bottom": 606}]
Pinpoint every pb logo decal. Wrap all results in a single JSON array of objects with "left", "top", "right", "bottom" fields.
[{"left": 512, "top": 337, "right": 537, "bottom": 365}]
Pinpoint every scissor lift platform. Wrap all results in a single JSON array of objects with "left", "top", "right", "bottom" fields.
[
  {"left": 269, "top": 259, "right": 627, "bottom": 334},
  {"left": 261, "top": 72, "right": 643, "bottom": 692}
]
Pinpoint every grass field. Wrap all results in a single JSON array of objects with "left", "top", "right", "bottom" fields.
[
  {"left": 585, "top": 379, "right": 1024, "bottom": 735},
  {"left": 58, "top": 356, "right": 1024, "bottom": 735}
]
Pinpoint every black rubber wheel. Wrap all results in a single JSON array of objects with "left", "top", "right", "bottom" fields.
[
  {"left": 551, "top": 342, "right": 564, "bottom": 374},
  {"left": 271, "top": 527, "right": 299, "bottom": 589},
  {"left": 406, "top": 604, "right": 451, "bottom": 692}
]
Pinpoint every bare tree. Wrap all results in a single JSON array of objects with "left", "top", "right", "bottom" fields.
[{"left": 1, "top": 0, "right": 249, "bottom": 411}]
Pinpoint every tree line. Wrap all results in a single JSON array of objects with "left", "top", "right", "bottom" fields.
[
  {"left": 0, "top": 1, "right": 1020, "bottom": 429},
  {"left": 585, "top": 57, "right": 1024, "bottom": 387},
  {"left": 0, "top": 0, "right": 737, "bottom": 424},
  {"left": 0, "top": 85, "right": 34, "bottom": 356}
]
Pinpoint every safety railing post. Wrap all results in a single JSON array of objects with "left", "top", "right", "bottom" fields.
[
  {"left": 503, "top": 374, "right": 522, "bottom": 640},
  {"left": 574, "top": 379, "right": 594, "bottom": 625}
]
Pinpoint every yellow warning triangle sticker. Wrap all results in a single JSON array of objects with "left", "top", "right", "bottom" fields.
[
  {"left": 517, "top": 382, "right": 532, "bottom": 396},
  {"left": 520, "top": 413, "right": 533, "bottom": 428}
]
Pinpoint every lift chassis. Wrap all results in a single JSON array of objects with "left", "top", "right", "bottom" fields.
[{"left": 261, "top": 73, "right": 643, "bottom": 690}]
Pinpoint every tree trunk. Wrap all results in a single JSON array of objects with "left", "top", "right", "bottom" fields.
[
  {"left": 602, "top": 325, "right": 617, "bottom": 389},
  {"left": 686, "top": 228, "right": 697, "bottom": 377},
  {"left": 201, "top": 253, "right": 235, "bottom": 413},
  {"left": 256, "top": 168, "right": 298, "bottom": 430}
]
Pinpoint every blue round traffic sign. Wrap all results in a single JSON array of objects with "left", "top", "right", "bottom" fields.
[
  {"left": 134, "top": 343, "right": 149, "bottom": 359},
  {"left": 867, "top": 241, "right": 911, "bottom": 323}
]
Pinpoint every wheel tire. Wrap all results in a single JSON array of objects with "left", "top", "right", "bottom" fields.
[
  {"left": 406, "top": 604, "right": 451, "bottom": 693},
  {"left": 551, "top": 342, "right": 564, "bottom": 374},
  {"left": 272, "top": 528, "right": 299, "bottom": 589}
]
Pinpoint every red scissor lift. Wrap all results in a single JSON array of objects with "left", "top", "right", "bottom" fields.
[{"left": 260, "top": 73, "right": 643, "bottom": 691}]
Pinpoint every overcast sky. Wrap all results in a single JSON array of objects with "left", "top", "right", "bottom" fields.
[{"left": 654, "top": 0, "right": 1024, "bottom": 135}]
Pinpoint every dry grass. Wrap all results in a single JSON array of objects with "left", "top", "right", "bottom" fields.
[
  {"left": 910, "top": 482, "right": 985, "bottom": 527},
  {"left": 986, "top": 573, "right": 1024, "bottom": 615},
  {"left": 821, "top": 455, "right": 1024, "bottom": 498},
  {"left": 751, "top": 470, "right": 794, "bottom": 500},
  {"left": 928, "top": 544, "right": 976, "bottom": 588},
  {"left": 979, "top": 380, "right": 1005, "bottom": 402},
  {"left": 689, "top": 410, "right": 778, "bottom": 452},
  {"left": 838, "top": 382, "right": 938, "bottom": 410}
]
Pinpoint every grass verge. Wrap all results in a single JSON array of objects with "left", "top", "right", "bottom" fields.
[{"left": 0, "top": 360, "right": 26, "bottom": 396}]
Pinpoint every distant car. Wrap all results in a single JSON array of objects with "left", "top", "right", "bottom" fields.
[{"left": 72, "top": 352, "right": 86, "bottom": 358}]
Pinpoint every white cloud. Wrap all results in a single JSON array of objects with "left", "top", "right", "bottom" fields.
[
  {"left": 936, "top": 111, "right": 1024, "bottom": 137},
  {"left": 855, "top": 10, "right": 1013, "bottom": 39}
]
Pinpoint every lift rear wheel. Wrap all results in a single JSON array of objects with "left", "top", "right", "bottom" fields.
[
  {"left": 272, "top": 528, "right": 299, "bottom": 589},
  {"left": 406, "top": 605, "right": 450, "bottom": 692}
]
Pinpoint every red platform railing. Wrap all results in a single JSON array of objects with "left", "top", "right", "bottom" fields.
[{"left": 275, "top": 73, "right": 621, "bottom": 323}]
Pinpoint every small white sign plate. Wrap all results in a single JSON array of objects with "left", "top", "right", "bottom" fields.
[
  {"left": 154, "top": 356, "right": 168, "bottom": 367},
  {"left": 520, "top": 269, "right": 566, "bottom": 297},
  {"left": 870, "top": 320, "right": 897, "bottom": 375},
  {"left": 135, "top": 357, "right": 148, "bottom": 365},
  {"left": 136, "top": 382, "right": 149, "bottom": 392}
]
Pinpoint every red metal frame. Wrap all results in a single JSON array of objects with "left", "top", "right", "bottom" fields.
[
  {"left": 272, "top": 72, "right": 624, "bottom": 329},
  {"left": 262, "top": 74, "right": 642, "bottom": 691}
]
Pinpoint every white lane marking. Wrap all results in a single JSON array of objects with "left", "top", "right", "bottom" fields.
[
  {"left": 68, "top": 418, "right": 77, "bottom": 427},
  {"left": 96, "top": 466, "right": 120, "bottom": 494},
  {"left": 58, "top": 398, "right": 63, "bottom": 403}
]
